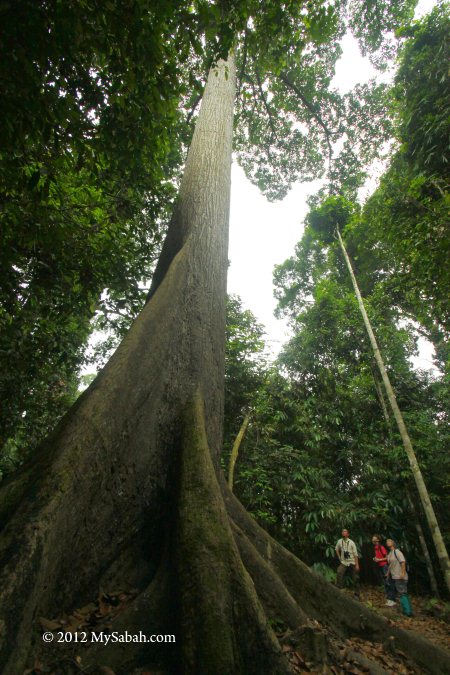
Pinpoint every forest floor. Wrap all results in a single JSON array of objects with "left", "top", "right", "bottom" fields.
[
  {"left": 360, "top": 585, "right": 450, "bottom": 652},
  {"left": 279, "top": 585, "right": 450, "bottom": 675},
  {"left": 28, "top": 585, "right": 450, "bottom": 675}
]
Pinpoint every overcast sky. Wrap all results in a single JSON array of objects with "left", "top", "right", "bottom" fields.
[{"left": 227, "top": 0, "right": 437, "bottom": 372}]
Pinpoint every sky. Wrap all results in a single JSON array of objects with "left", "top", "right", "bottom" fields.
[
  {"left": 227, "top": 0, "right": 437, "bottom": 372},
  {"left": 227, "top": 36, "right": 386, "bottom": 350}
]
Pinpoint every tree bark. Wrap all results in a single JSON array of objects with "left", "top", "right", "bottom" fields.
[
  {"left": 407, "top": 490, "right": 441, "bottom": 598},
  {"left": 0, "top": 58, "right": 449, "bottom": 675},
  {"left": 228, "top": 411, "right": 251, "bottom": 490},
  {"left": 336, "top": 227, "right": 450, "bottom": 595},
  {"left": 0, "top": 54, "right": 237, "bottom": 675},
  {"left": 372, "top": 369, "right": 440, "bottom": 598}
]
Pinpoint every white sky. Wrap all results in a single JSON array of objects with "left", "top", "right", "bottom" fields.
[
  {"left": 227, "top": 37, "right": 384, "bottom": 350},
  {"left": 227, "top": 0, "right": 437, "bottom": 372}
]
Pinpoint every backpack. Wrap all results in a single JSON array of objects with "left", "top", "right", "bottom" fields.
[{"left": 394, "top": 549, "right": 410, "bottom": 574}]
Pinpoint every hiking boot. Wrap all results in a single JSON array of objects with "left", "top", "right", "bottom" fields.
[
  {"left": 385, "top": 600, "right": 396, "bottom": 607},
  {"left": 399, "top": 595, "right": 413, "bottom": 617}
]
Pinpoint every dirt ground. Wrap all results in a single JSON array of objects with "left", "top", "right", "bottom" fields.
[
  {"left": 360, "top": 585, "right": 450, "bottom": 652},
  {"left": 279, "top": 584, "right": 450, "bottom": 675},
  {"left": 25, "top": 584, "right": 450, "bottom": 674}
]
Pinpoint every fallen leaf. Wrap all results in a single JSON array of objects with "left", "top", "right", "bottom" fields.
[{"left": 39, "top": 617, "right": 60, "bottom": 631}]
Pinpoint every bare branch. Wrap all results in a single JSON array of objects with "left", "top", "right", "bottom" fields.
[
  {"left": 186, "top": 93, "right": 202, "bottom": 126},
  {"left": 254, "top": 65, "right": 278, "bottom": 143}
]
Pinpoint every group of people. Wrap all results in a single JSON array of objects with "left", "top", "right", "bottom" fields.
[{"left": 334, "top": 528, "right": 413, "bottom": 617}]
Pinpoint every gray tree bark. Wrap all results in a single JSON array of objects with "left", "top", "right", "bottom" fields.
[
  {"left": 372, "top": 369, "right": 441, "bottom": 598},
  {"left": 0, "top": 54, "right": 290, "bottom": 675},
  {"left": 407, "top": 490, "right": 441, "bottom": 598}
]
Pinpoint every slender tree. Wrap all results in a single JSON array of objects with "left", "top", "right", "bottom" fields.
[
  {"left": 407, "top": 490, "right": 440, "bottom": 598},
  {"left": 336, "top": 227, "right": 450, "bottom": 594},
  {"left": 228, "top": 411, "right": 251, "bottom": 491}
]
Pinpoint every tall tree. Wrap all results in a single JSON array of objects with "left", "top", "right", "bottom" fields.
[
  {"left": 0, "top": 0, "right": 416, "bottom": 462},
  {"left": 356, "top": 5, "right": 450, "bottom": 339},
  {"left": 336, "top": 225, "right": 450, "bottom": 593},
  {"left": 273, "top": 196, "right": 449, "bottom": 590}
]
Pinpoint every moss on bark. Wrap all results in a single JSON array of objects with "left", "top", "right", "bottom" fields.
[{"left": 176, "top": 389, "right": 291, "bottom": 675}]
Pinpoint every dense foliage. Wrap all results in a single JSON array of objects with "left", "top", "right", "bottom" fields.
[
  {"left": 224, "top": 294, "right": 267, "bottom": 446},
  {"left": 0, "top": 0, "right": 195, "bottom": 465},
  {"left": 1, "top": 0, "right": 416, "bottom": 472},
  {"left": 226, "top": 194, "right": 449, "bottom": 593},
  {"left": 359, "top": 6, "right": 450, "bottom": 339},
  {"left": 224, "top": 7, "right": 449, "bottom": 594}
]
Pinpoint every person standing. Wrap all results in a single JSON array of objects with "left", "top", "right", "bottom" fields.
[
  {"left": 335, "top": 529, "right": 360, "bottom": 595},
  {"left": 386, "top": 538, "right": 413, "bottom": 616},
  {"left": 372, "top": 534, "right": 396, "bottom": 606}
]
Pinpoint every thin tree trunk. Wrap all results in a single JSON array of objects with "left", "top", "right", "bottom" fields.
[
  {"left": 228, "top": 411, "right": 251, "bottom": 491},
  {"left": 371, "top": 365, "right": 391, "bottom": 427},
  {"left": 374, "top": 370, "right": 440, "bottom": 597},
  {"left": 407, "top": 490, "right": 441, "bottom": 598},
  {"left": 336, "top": 227, "right": 450, "bottom": 595},
  {"left": 372, "top": 371, "right": 440, "bottom": 598}
]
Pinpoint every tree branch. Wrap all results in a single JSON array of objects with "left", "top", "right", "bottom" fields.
[
  {"left": 186, "top": 93, "right": 202, "bottom": 126},
  {"left": 254, "top": 65, "right": 278, "bottom": 142},
  {"left": 237, "top": 31, "right": 248, "bottom": 101},
  {"left": 243, "top": 71, "right": 274, "bottom": 161},
  {"left": 228, "top": 412, "right": 251, "bottom": 491},
  {"left": 279, "top": 72, "right": 333, "bottom": 165}
]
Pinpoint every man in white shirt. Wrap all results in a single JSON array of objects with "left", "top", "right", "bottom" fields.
[{"left": 335, "top": 528, "right": 360, "bottom": 595}]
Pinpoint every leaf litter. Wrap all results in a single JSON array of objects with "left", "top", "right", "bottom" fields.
[{"left": 26, "top": 585, "right": 449, "bottom": 674}]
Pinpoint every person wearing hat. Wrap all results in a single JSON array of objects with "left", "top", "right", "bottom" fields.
[{"left": 385, "top": 538, "right": 413, "bottom": 617}]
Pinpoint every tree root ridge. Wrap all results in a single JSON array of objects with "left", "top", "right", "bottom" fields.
[
  {"left": 223, "top": 483, "right": 450, "bottom": 674},
  {"left": 176, "top": 388, "right": 291, "bottom": 674},
  {"left": 230, "top": 518, "right": 308, "bottom": 629}
]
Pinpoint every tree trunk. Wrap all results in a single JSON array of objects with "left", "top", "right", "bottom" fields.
[
  {"left": 372, "top": 368, "right": 441, "bottom": 598},
  {"left": 0, "top": 59, "right": 449, "bottom": 675},
  {"left": 336, "top": 227, "right": 450, "bottom": 595},
  {"left": 371, "top": 365, "right": 391, "bottom": 428},
  {"left": 228, "top": 412, "right": 251, "bottom": 491},
  {"left": 0, "top": 53, "right": 237, "bottom": 675},
  {"left": 407, "top": 490, "right": 441, "bottom": 598}
]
